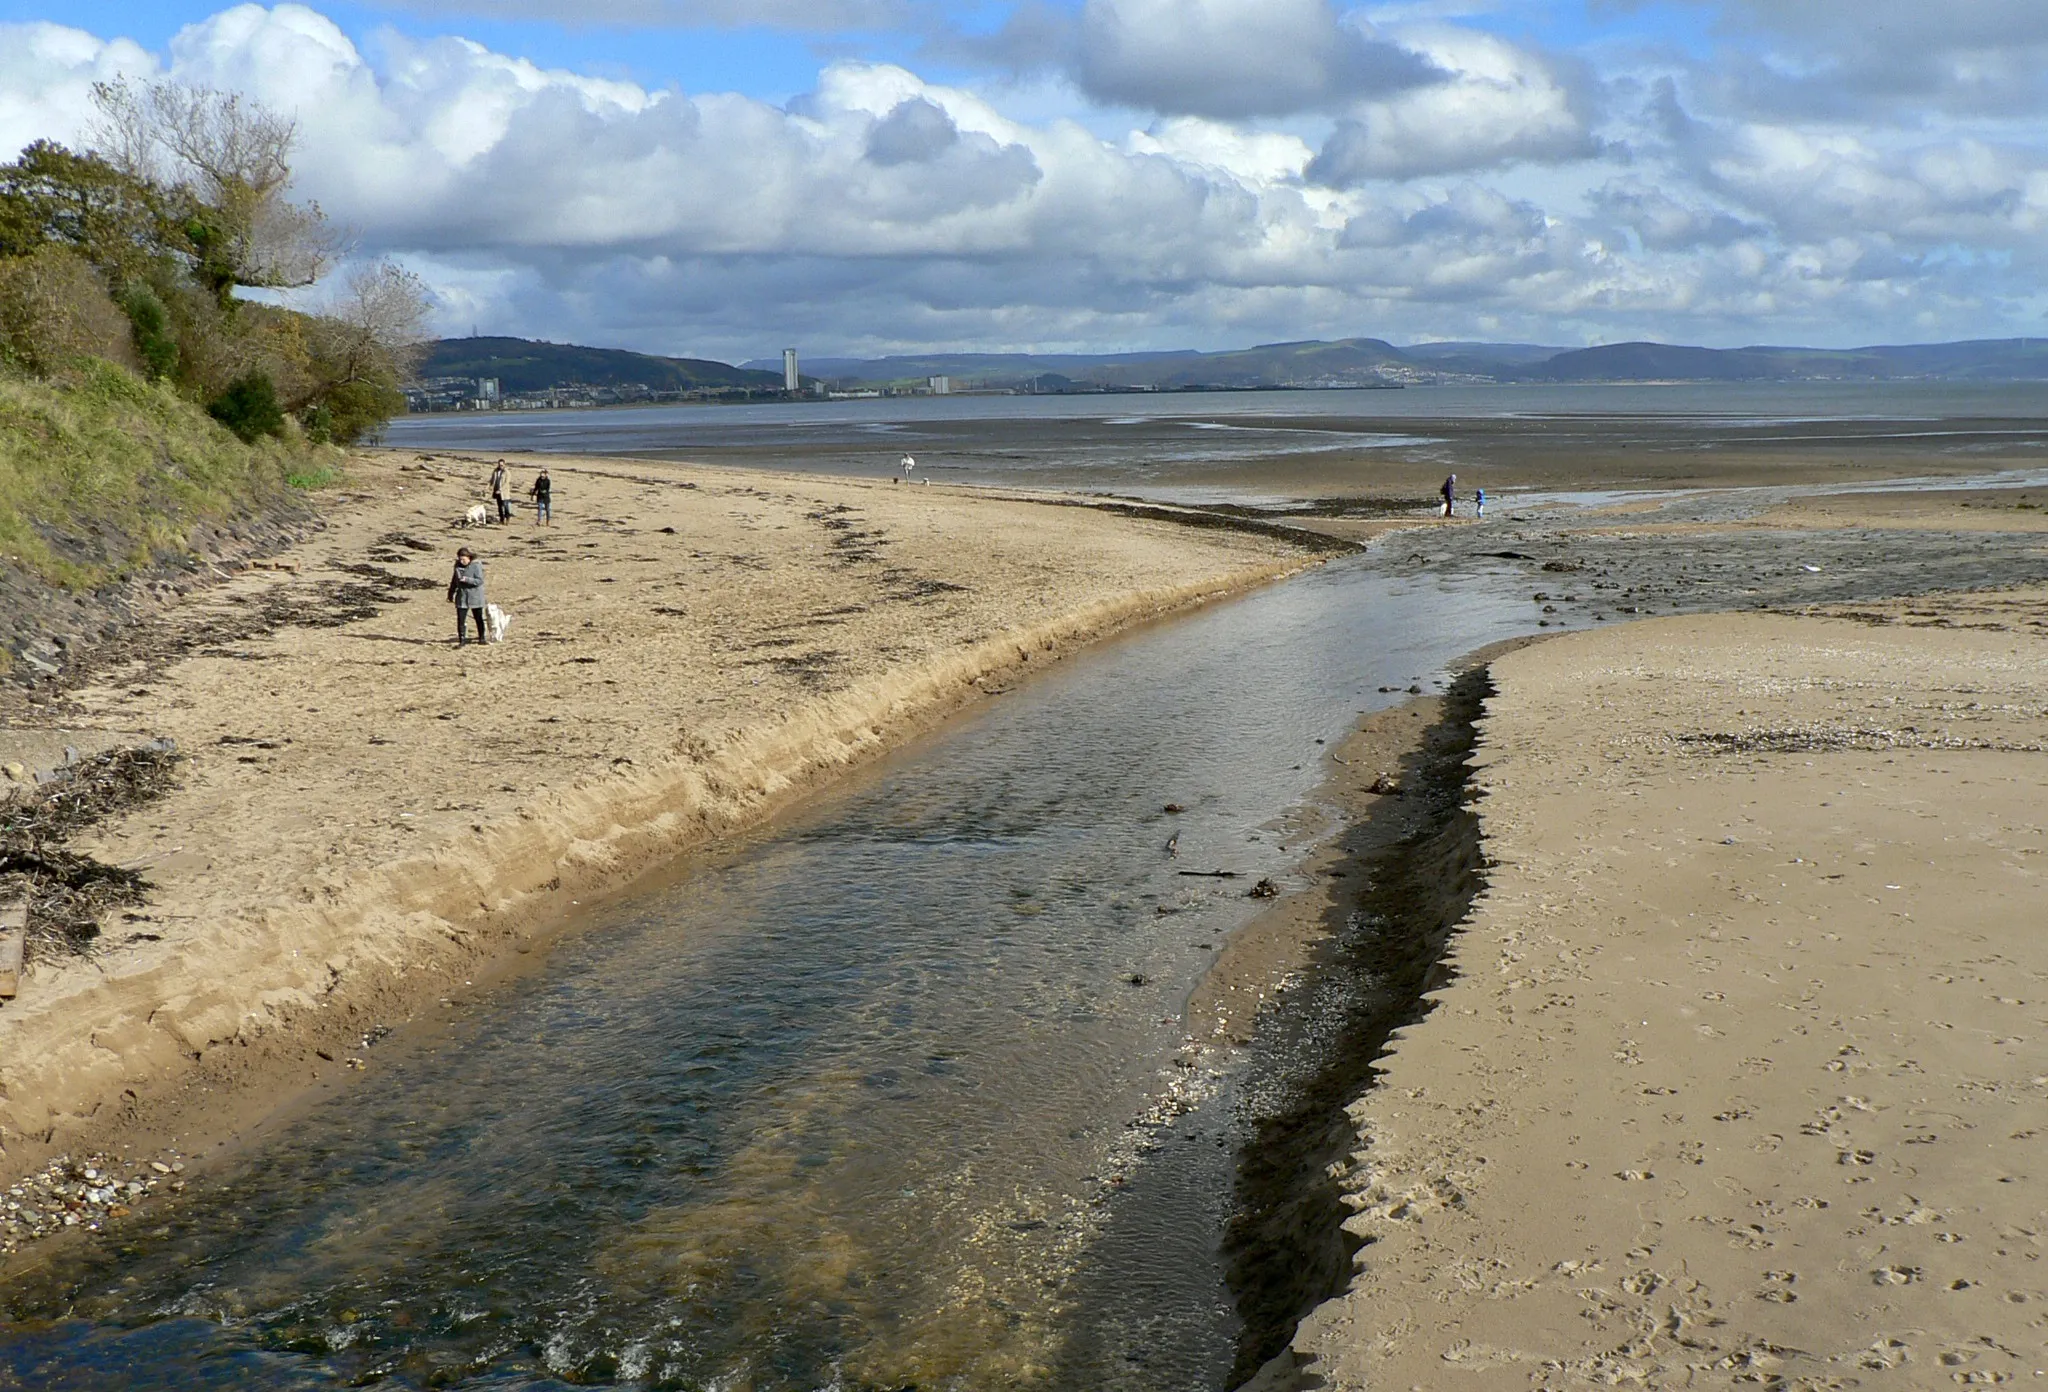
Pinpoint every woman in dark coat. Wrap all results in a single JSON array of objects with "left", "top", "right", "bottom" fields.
[{"left": 448, "top": 546, "right": 488, "bottom": 645}]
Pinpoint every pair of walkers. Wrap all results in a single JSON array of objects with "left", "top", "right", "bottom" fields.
[
  {"left": 1439, "top": 474, "right": 1485, "bottom": 520},
  {"left": 486, "top": 462, "right": 554, "bottom": 525}
]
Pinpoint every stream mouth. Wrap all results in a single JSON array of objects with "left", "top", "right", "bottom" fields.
[{"left": 0, "top": 561, "right": 1547, "bottom": 1391}]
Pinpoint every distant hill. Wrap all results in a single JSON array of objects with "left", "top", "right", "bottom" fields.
[
  {"left": 1399, "top": 341, "right": 1565, "bottom": 365},
  {"left": 1525, "top": 342, "right": 1784, "bottom": 382},
  {"left": 419, "top": 337, "right": 782, "bottom": 393},
  {"left": 1521, "top": 338, "right": 2048, "bottom": 383},
  {"left": 428, "top": 334, "right": 2048, "bottom": 398}
]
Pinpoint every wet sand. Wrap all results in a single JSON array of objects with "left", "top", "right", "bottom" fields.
[
  {"left": 1264, "top": 575, "right": 2048, "bottom": 1387},
  {"left": 613, "top": 406, "right": 2048, "bottom": 504},
  {"left": 0, "top": 450, "right": 1312, "bottom": 1208}
]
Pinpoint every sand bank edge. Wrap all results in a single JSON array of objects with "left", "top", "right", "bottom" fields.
[{"left": 0, "top": 555, "right": 1311, "bottom": 1190}]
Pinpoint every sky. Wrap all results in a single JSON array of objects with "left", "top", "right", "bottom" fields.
[{"left": 3, "top": 0, "right": 2047, "bottom": 363}]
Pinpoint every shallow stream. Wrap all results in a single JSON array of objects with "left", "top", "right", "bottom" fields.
[{"left": 1, "top": 560, "right": 1553, "bottom": 1390}]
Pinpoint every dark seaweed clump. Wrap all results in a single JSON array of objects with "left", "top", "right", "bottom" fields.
[{"left": 1, "top": 745, "right": 180, "bottom": 960}]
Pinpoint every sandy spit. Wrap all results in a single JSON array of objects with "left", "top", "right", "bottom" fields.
[
  {"left": 1271, "top": 587, "right": 2048, "bottom": 1390},
  {"left": 0, "top": 451, "right": 1315, "bottom": 1189}
]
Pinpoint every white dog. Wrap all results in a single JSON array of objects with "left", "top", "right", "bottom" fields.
[
  {"left": 463, "top": 503, "right": 489, "bottom": 527},
  {"left": 485, "top": 603, "right": 513, "bottom": 643}
]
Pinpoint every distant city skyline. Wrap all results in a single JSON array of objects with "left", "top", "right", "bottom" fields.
[{"left": 3, "top": 1, "right": 2046, "bottom": 362}]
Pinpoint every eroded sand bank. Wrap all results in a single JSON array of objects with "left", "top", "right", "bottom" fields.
[
  {"left": 0, "top": 451, "right": 1313, "bottom": 1190},
  {"left": 1274, "top": 586, "right": 2048, "bottom": 1389}
]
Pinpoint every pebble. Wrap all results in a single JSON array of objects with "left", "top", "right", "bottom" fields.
[{"left": 0, "top": 1150, "right": 186, "bottom": 1255}]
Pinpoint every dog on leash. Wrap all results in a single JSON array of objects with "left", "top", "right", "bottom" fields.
[
  {"left": 485, "top": 603, "right": 513, "bottom": 643},
  {"left": 463, "top": 504, "right": 489, "bottom": 527}
]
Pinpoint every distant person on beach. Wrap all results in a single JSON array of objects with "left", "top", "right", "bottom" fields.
[
  {"left": 900, "top": 453, "right": 916, "bottom": 482},
  {"left": 489, "top": 461, "right": 512, "bottom": 524},
  {"left": 448, "top": 546, "right": 488, "bottom": 645},
  {"left": 530, "top": 467, "right": 552, "bottom": 526},
  {"left": 1475, "top": 488, "right": 1486, "bottom": 520},
  {"left": 1440, "top": 473, "right": 1456, "bottom": 518}
]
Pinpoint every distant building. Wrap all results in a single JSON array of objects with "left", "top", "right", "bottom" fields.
[
  {"left": 927, "top": 375, "right": 952, "bottom": 395},
  {"left": 477, "top": 377, "right": 500, "bottom": 405},
  {"left": 783, "top": 349, "right": 800, "bottom": 392}
]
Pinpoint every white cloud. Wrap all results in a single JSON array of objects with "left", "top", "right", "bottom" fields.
[
  {"left": 0, "top": 21, "right": 155, "bottom": 158},
  {"left": 1069, "top": 0, "right": 1439, "bottom": 118},
  {"left": 2, "top": 3, "right": 2046, "bottom": 354},
  {"left": 1308, "top": 26, "right": 1595, "bottom": 182}
]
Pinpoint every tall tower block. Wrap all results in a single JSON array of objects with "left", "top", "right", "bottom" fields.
[{"left": 783, "top": 349, "right": 800, "bottom": 392}]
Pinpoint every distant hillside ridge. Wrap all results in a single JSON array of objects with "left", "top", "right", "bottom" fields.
[
  {"left": 1522, "top": 338, "right": 2048, "bottom": 383},
  {"left": 429, "top": 334, "right": 2048, "bottom": 398},
  {"left": 419, "top": 337, "right": 782, "bottom": 394}
]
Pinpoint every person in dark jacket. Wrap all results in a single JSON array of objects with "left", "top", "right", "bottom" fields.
[
  {"left": 448, "top": 547, "right": 488, "bottom": 645},
  {"left": 530, "top": 467, "right": 552, "bottom": 526},
  {"left": 1440, "top": 473, "right": 1457, "bottom": 518}
]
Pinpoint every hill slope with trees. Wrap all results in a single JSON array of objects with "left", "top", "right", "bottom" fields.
[{"left": 1, "top": 79, "right": 417, "bottom": 687}]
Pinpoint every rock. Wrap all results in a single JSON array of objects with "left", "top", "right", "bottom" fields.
[
  {"left": 1163, "top": 802, "right": 1185, "bottom": 814},
  {"left": 2, "top": 762, "right": 25, "bottom": 783},
  {"left": 1248, "top": 878, "right": 1280, "bottom": 899},
  {"left": 1126, "top": 973, "right": 1146, "bottom": 986}
]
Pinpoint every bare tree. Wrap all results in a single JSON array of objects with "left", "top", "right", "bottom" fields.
[
  {"left": 315, "top": 261, "right": 431, "bottom": 392},
  {"left": 89, "top": 78, "right": 336, "bottom": 304}
]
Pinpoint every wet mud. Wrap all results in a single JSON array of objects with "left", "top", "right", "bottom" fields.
[{"left": 1221, "top": 670, "right": 1492, "bottom": 1386}]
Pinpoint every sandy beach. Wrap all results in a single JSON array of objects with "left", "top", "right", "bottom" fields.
[
  {"left": 0, "top": 451, "right": 1313, "bottom": 1201},
  {"left": 1266, "top": 578, "right": 2048, "bottom": 1388}
]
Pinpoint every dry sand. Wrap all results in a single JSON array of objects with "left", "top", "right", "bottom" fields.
[
  {"left": 0, "top": 450, "right": 1312, "bottom": 1192},
  {"left": 1273, "top": 586, "right": 2048, "bottom": 1389}
]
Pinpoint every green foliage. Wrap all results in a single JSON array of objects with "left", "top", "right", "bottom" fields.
[
  {"left": 0, "top": 359, "right": 303, "bottom": 590},
  {"left": 0, "top": 141, "right": 167, "bottom": 285},
  {"left": 119, "top": 282, "right": 179, "bottom": 380},
  {"left": 301, "top": 377, "right": 403, "bottom": 445},
  {"left": 2, "top": 104, "right": 417, "bottom": 444},
  {"left": 0, "top": 245, "right": 137, "bottom": 377},
  {"left": 207, "top": 370, "right": 285, "bottom": 442}
]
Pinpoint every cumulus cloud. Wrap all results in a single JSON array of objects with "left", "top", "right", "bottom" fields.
[
  {"left": 378, "top": 0, "right": 918, "bottom": 32},
  {"left": 1307, "top": 27, "right": 1597, "bottom": 182},
  {"left": 1589, "top": 180, "right": 1760, "bottom": 251},
  {"left": 1067, "top": 0, "right": 1440, "bottom": 118},
  {"left": 2, "top": 2, "right": 2046, "bottom": 354},
  {"left": 0, "top": 21, "right": 154, "bottom": 157},
  {"left": 1648, "top": 0, "right": 2048, "bottom": 119}
]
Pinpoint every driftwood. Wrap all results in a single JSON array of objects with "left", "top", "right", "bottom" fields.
[{"left": 1177, "top": 869, "right": 1241, "bottom": 878}]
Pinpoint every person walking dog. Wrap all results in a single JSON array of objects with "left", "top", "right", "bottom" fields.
[{"left": 448, "top": 546, "right": 489, "bottom": 645}]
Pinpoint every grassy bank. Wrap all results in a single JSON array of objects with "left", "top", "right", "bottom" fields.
[{"left": 0, "top": 359, "right": 333, "bottom": 592}]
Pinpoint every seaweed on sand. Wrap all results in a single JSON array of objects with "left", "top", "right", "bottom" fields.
[{"left": 0, "top": 745, "right": 180, "bottom": 961}]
